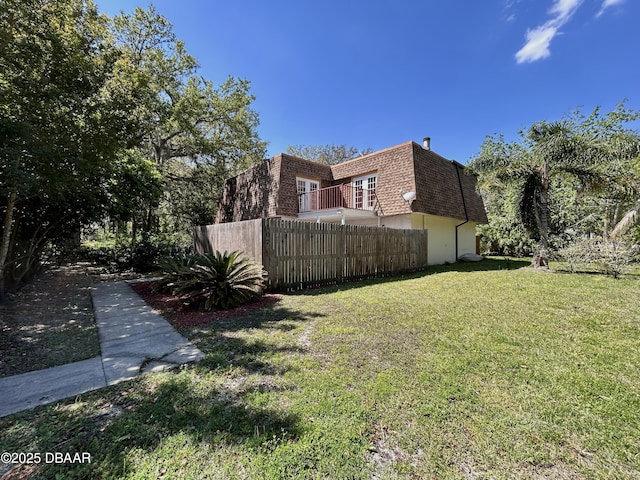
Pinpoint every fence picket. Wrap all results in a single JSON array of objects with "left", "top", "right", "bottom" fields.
[{"left": 195, "top": 219, "right": 428, "bottom": 291}]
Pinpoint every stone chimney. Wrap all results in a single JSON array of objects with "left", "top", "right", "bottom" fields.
[{"left": 423, "top": 137, "right": 431, "bottom": 150}]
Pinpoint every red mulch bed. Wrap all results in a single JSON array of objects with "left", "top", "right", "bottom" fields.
[{"left": 130, "top": 281, "right": 282, "bottom": 329}]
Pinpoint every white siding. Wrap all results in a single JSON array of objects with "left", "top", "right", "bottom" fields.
[
  {"left": 457, "top": 222, "right": 478, "bottom": 258},
  {"left": 422, "top": 215, "right": 456, "bottom": 265},
  {"left": 380, "top": 214, "right": 412, "bottom": 229},
  {"left": 380, "top": 213, "right": 480, "bottom": 265}
]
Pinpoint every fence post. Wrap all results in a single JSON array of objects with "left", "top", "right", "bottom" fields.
[
  {"left": 194, "top": 220, "right": 432, "bottom": 291},
  {"left": 337, "top": 223, "right": 344, "bottom": 283},
  {"left": 261, "top": 219, "right": 271, "bottom": 289}
]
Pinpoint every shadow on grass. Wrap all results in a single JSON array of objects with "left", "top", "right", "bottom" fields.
[
  {"left": 551, "top": 262, "right": 640, "bottom": 280},
  {"left": 0, "top": 263, "right": 100, "bottom": 377},
  {"left": 0, "top": 313, "right": 99, "bottom": 378},
  {"left": 0, "top": 302, "right": 322, "bottom": 479},
  {"left": 195, "top": 304, "right": 326, "bottom": 375},
  {"left": 0, "top": 374, "right": 301, "bottom": 478},
  {"left": 286, "top": 256, "right": 531, "bottom": 297}
]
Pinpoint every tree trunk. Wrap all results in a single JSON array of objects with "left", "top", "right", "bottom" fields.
[
  {"left": 533, "top": 164, "right": 550, "bottom": 269},
  {"left": 0, "top": 191, "right": 17, "bottom": 302},
  {"left": 131, "top": 216, "right": 138, "bottom": 246},
  {"left": 145, "top": 205, "right": 155, "bottom": 235}
]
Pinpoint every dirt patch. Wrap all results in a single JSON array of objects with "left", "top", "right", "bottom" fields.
[
  {"left": 0, "top": 263, "right": 102, "bottom": 377},
  {"left": 0, "top": 266, "right": 280, "bottom": 378},
  {"left": 0, "top": 262, "right": 141, "bottom": 378},
  {"left": 129, "top": 281, "right": 282, "bottom": 329}
]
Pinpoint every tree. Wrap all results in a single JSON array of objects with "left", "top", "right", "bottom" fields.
[
  {"left": 469, "top": 103, "right": 640, "bottom": 268},
  {"left": 0, "top": 0, "right": 143, "bottom": 298},
  {"left": 105, "top": 149, "right": 163, "bottom": 238},
  {"left": 0, "top": 2, "right": 268, "bottom": 298},
  {"left": 597, "top": 135, "right": 640, "bottom": 242},
  {"left": 573, "top": 104, "right": 640, "bottom": 242},
  {"left": 286, "top": 144, "right": 373, "bottom": 165},
  {"left": 111, "top": 6, "right": 267, "bottom": 237}
]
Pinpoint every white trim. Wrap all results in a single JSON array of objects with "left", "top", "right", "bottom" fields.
[
  {"left": 352, "top": 173, "right": 377, "bottom": 210},
  {"left": 296, "top": 177, "right": 319, "bottom": 212}
]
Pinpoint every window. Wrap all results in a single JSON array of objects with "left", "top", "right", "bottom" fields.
[
  {"left": 352, "top": 174, "right": 377, "bottom": 210},
  {"left": 297, "top": 177, "right": 319, "bottom": 212}
]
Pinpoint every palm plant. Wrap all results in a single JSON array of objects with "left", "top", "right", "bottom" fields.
[
  {"left": 519, "top": 121, "right": 605, "bottom": 266},
  {"left": 610, "top": 206, "right": 638, "bottom": 239},
  {"left": 610, "top": 157, "right": 640, "bottom": 240},
  {"left": 156, "top": 251, "right": 266, "bottom": 311},
  {"left": 469, "top": 104, "right": 640, "bottom": 268},
  {"left": 471, "top": 122, "right": 599, "bottom": 268}
]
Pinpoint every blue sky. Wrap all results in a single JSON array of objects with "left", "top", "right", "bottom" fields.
[{"left": 96, "top": 0, "right": 639, "bottom": 164}]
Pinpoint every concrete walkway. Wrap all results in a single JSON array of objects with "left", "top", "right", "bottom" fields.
[{"left": 0, "top": 281, "right": 203, "bottom": 418}]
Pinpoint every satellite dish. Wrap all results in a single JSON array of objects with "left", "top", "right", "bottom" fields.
[{"left": 401, "top": 191, "right": 416, "bottom": 203}]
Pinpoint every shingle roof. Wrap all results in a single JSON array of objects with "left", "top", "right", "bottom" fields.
[
  {"left": 411, "top": 143, "right": 487, "bottom": 223},
  {"left": 216, "top": 141, "right": 487, "bottom": 224}
]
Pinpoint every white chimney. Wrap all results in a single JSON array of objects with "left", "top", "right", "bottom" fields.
[{"left": 423, "top": 137, "right": 431, "bottom": 150}]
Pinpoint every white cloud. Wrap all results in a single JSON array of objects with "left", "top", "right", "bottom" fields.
[
  {"left": 549, "top": 0, "right": 583, "bottom": 20},
  {"left": 503, "top": 0, "right": 521, "bottom": 22},
  {"left": 515, "top": 25, "right": 558, "bottom": 63},
  {"left": 515, "top": 0, "right": 583, "bottom": 64},
  {"left": 596, "top": 0, "right": 625, "bottom": 17}
]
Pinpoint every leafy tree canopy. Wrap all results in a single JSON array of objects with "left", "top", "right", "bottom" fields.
[
  {"left": 0, "top": 1, "right": 267, "bottom": 297},
  {"left": 468, "top": 102, "right": 640, "bottom": 266},
  {"left": 0, "top": 0, "right": 146, "bottom": 296},
  {"left": 286, "top": 144, "right": 373, "bottom": 165},
  {"left": 110, "top": 6, "right": 267, "bottom": 236}
]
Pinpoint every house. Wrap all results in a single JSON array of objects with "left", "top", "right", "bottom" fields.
[{"left": 215, "top": 138, "right": 487, "bottom": 265}]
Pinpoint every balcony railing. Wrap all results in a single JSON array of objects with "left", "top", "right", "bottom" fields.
[{"left": 298, "top": 184, "right": 381, "bottom": 214}]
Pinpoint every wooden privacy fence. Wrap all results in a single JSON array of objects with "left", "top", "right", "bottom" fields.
[{"left": 194, "top": 218, "right": 428, "bottom": 291}]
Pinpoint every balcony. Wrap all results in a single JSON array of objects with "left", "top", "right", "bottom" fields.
[{"left": 297, "top": 184, "right": 382, "bottom": 222}]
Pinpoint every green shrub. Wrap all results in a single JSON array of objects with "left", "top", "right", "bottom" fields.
[
  {"left": 557, "top": 237, "right": 637, "bottom": 278},
  {"left": 156, "top": 251, "right": 267, "bottom": 311},
  {"left": 593, "top": 241, "right": 637, "bottom": 279},
  {"left": 76, "top": 241, "right": 131, "bottom": 271},
  {"left": 128, "top": 237, "right": 193, "bottom": 272},
  {"left": 556, "top": 238, "right": 597, "bottom": 273},
  {"left": 78, "top": 237, "right": 193, "bottom": 273}
]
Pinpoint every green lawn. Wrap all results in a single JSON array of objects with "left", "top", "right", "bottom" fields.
[{"left": 1, "top": 259, "right": 639, "bottom": 479}]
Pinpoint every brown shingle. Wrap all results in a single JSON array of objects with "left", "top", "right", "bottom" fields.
[
  {"left": 215, "top": 141, "right": 487, "bottom": 224},
  {"left": 275, "top": 154, "right": 333, "bottom": 217},
  {"left": 330, "top": 142, "right": 415, "bottom": 216},
  {"left": 411, "top": 143, "right": 487, "bottom": 223}
]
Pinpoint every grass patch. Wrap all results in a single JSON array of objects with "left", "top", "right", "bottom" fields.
[
  {"left": 1, "top": 259, "right": 639, "bottom": 478},
  {"left": 0, "top": 264, "right": 100, "bottom": 377}
]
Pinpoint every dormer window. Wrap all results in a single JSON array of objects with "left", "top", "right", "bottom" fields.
[
  {"left": 353, "top": 174, "right": 377, "bottom": 210},
  {"left": 297, "top": 177, "right": 319, "bottom": 212}
]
